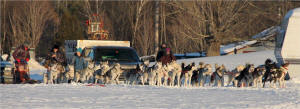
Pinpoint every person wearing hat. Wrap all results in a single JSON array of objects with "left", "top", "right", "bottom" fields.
[
  {"left": 159, "top": 48, "right": 176, "bottom": 65},
  {"left": 45, "top": 44, "right": 66, "bottom": 67},
  {"left": 13, "top": 43, "right": 30, "bottom": 64},
  {"left": 156, "top": 43, "right": 167, "bottom": 61},
  {"left": 72, "top": 48, "right": 87, "bottom": 82},
  {"left": 12, "top": 42, "right": 31, "bottom": 83}
]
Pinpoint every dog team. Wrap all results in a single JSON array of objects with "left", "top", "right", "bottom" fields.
[{"left": 42, "top": 44, "right": 289, "bottom": 88}]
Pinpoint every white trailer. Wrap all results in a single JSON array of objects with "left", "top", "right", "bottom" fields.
[
  {"left": 64, "top": 40, "right": 130, "bottom": 64},
  {"left": 275, "top": 8, "right": 300, "bottom": 81}
]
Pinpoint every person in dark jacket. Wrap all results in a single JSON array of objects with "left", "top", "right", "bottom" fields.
[
  {"left": 156, "top": 43, "right": 167, "bottom": 61},
  {"left": 234, "top": 48, "right": 237, "bottom": 54},
  {"left": 45, "top": 45, "right": 66, "bottom": 67},
  {"left": 72, "top": 48, "right": 87, "bottom": 82},
  {"left": 159, "top": 48, "right": 176, "bottom": 65}
]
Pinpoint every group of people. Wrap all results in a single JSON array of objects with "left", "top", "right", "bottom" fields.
[
  {"left": 44, "top": 45, "right": 88, "bottom": 83},
  {"left": 12, "top": 43, "right": 87, "bottom": 83}
]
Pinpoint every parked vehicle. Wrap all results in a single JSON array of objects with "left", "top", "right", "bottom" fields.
[
  {"left": 0, "top": 56, "right": 14, "bottom": 84},
  {"left": 65, "top": 40, "right": 141, "bottom": 81}
]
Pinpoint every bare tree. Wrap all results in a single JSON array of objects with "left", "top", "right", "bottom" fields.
[
  {"left": 173, "top": 0, "right": 248, "bottom": 56},
  {"left": 7, "top": 1, "right": 58, "bottom": 48}
]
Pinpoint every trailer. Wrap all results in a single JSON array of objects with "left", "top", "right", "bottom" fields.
[{"left": 275, "top": 8, "right": 300, "bottom": 81}]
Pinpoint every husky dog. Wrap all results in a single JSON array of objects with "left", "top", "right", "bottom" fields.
[
  {"left": 252, "top": 65, "right": 266, "bottom": 88},
  {"left": 149, "top": 62, "right": 162, "bottom": 86},
  {"left": 161, "top": 65, "right": 170, "bottom": 86},
  {"left": 214, "top": 64, "right": 226, "bottom": 87},
  {"left": 43, "top": 73, "right": 48, "bottom": 84},
  {"left": 107, "top": 63, "right": 123, "bottom": 84},
  {"left": 200, "top": 64, "right": 213, "bottom": 86},
  {"left": 168, "top": 61, "right": 182, "bottom": 87},
  {"left": 47, "top": 63, "right": 64, "bottom": 84},
  {"left": 94, "top": 61, "right": 110, "bottom": 84},
  {"left": 197, "top": 62, "right": 205, "bottom": 87},
  {"left": 156, "top": 64, "right": 166, "bottom": 86},
  {"left": 183, "top": 62, "right": 197, "bottom": 87},
  {"left": 125, "top": 65, "right": 143, "bottom": 85},
  {"left": 138, "top": 60, "right": 150, "bottom": 85},
  {"left": 63, "top": 65, "right": 75, "bottom": 83},
  {"left": 236, "top": 64, "right": 255, "bottom": 87},
  {"left": 227, "top": 65, "right": 245, "bottom": 87},
  {"left": 83, "top": 61, "right": 96, "bottom": 83},
  {"left": 270, "top": 63, "right": 289, "bottom": 88}
]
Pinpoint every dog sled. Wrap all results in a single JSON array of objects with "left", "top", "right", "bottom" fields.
[{"left": 14, "top": 61, "right": 39, "bottom": 84}]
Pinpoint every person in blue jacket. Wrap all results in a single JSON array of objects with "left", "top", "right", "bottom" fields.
[{"left": 72, "top": 48, "right": 87, "bottom": 82}]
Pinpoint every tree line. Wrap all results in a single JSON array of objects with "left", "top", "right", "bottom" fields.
[{"left": 1, "top": 0, "right": 300, "bottom": 57}]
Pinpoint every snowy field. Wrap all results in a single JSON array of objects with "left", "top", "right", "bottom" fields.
[{"left": 1, "top": 50, "right": 300, "bottom": 109}]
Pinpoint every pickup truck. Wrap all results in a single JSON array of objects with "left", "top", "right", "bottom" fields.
[
  {"left": 82, "top": 46, "right": 141, "bottom": 69},
  {"left": 65, "top": 40, "right": 141, "bottom": 81}
]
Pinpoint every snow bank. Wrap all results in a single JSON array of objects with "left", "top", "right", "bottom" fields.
[
  {"left": 252, "top": 26, "right": 280, "bottom": 39},
  {"left": 220, "top": 40, "right": 257, "bottom": 55},
  {"left": 177, "top": 50, "right": 275, "bottom": 71},
  {"left": 28, "top": 59, "right": 47, "bottom": 80}
]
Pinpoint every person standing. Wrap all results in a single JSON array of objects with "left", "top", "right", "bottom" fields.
[
  {"left": 159, "top": 48, "right": 176, "bottom": 65},
  {"left": 234, "top": 47, "right": 237, "bottom": 54},
  {"left": 45, "top": 45, "right": 66, "bottom": 83},
  {"left": 156, "top": 43, "right": 167, "bottom": 61},
  {"left": 72, "top": 48, "right": 87, "bottom": 83},
  {"left": 47, "top": 45, "right": 66, "bottom": 65},
  {"left": 13, "top": 44, "right": 31, "bottom": 83}
]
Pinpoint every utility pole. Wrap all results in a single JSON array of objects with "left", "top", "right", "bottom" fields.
[{"left": 154, "top": 1, "right": 159, "bottom": 55}]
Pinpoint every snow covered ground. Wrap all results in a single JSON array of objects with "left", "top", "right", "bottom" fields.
[
  {"left": 1, "top": 50, "right": 300, "bottom": 109},
  {"left": 1, "top": 83, "right": 300, "bottom": 109}
]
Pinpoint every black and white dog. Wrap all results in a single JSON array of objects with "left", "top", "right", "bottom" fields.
[{"left": 236, "top": 64, "right": 255, "bottom": 87}]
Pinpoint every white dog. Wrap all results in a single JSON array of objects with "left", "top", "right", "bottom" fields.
[
  {"left": 83, "top": 61, "right": 96, "bottom": 83},
  {"left": 47, "top": 63, "right": 64, "bottom": 84},
  {"left": 61, "top": 65, "right": 74, "bottom": 83},
  {"left": 138, "top": 60, "right": 150, "bottom": 85},
  {"left": 168, "top": 61, "right": 182, "bottom": 87},
  {"left": 148, "top": 62, "right": 162, "bottom": 86},
  {"left": 107, "top": 63, "right": 123, "bottom": 84}
]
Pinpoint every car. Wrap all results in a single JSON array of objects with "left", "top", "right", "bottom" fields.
[{"left": 0, "top": 56, "right": 14, "bottom": 84}]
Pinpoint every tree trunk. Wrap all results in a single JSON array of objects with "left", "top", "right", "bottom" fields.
[
  {"left": 206, "top": 40, "right": 220, "bottom": 56},
  {"left": 154, "top": 1, "right": 160, "bottom": 55}
]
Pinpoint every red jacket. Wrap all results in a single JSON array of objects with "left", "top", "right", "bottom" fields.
[
  {"left": 159, "top": 54, "right": 176, "bottom": 65},
  {"left": 13, "top": 45, "right": 30, "bottom": 62}
]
